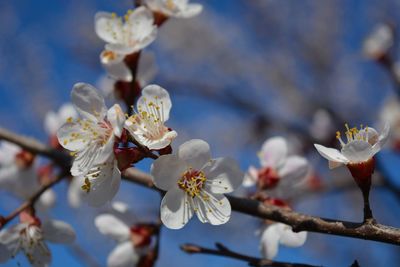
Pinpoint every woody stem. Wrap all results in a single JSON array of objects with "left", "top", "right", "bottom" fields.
[{"left": 361, "top": 183, "right": 374, "bottom": 223}]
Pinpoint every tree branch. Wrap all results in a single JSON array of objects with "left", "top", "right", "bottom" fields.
[{"left": 181, "top": 242, "right": 320, "bottom": 267}]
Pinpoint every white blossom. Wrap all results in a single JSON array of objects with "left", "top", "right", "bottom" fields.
[
  {"left": 95, "top": 203, "right": 139, "bottom": 267},
  {"left": 145, "top": 0, "right": 203, "bottom": 18},
  {"left": 0, "top": 218, "right": 75, "bottom": 267},
  {"left": 260, "top": 223, "right": 307, "bottom": 260},
  {"left": 95, "top": 7, "right": 157, "bottom": 56},
  {"left": 363, "top": 23, "right": 393, "bottom": 59},
  {"left": 380, "top": 98, "right": 400, "bottom": 148},
  {"left": 125, "top": 84, "right": 177, "bottom": 150},
  {"left": 57, "top": 83, "right": 125, "bottom": 206},
  {"left": 314, "top": 124, "right": 389, "bottom": 169},
  {"left": 44, "top": 103, "right": 78, "bottom": 137},
  {"left": 243, "top": 137, "right": 309, "bottom": 194},
  {"left": 151, "top": 139, "right": 244, "bottom": 229}
]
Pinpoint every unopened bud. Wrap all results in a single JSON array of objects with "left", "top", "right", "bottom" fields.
[{"left": 114, "top": 147, "right": 145, "bottom": 171}]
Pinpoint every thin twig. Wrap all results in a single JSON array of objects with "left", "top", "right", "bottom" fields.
[{"left": 181, "top": 242, "right": 320, "bottom": 267}]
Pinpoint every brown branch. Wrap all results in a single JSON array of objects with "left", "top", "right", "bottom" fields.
[
  {"left": 121, "top": 168, "right": 400, "bottom": 246},
  {"left": 0, "top": 172, "right": 67, "bottom": 229},
  {"left": 2, "top": 128, "right": 400, "bottom": 245},
  {"left": 181, "top": 242, "right": 320, "bottom": 267}
]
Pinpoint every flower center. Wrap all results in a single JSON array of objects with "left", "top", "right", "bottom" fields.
[
  {"left": 336, "top": 123, "right": 369, "bottom": 147},
  {"left": 257, "top": 167, "right": 280, "bottom": 190},
  {"left": 178, "top": 169, "right": 207, "bottom": 198},
  {"left": 102, "top": 50, "right": 117, "bottom": 62},
  {"left": 166, "top": 0, "right": 177, "bottom": 11}
]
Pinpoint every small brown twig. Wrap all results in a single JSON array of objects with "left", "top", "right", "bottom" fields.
[{"left": 181, "top": 242, "right": 320, "bottom": 267}]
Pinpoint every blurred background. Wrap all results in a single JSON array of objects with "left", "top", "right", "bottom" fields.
[{"left": 1, "top": 0, "right": 400, "bottom": 266}]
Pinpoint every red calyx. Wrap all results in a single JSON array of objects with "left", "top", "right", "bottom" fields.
[
  {"left": 346, "top": 157, "right": 375, "bottom": 192},
  {"left": 257, "top": 167, "right": 280, "bottom": 190},
  {"left": 157, "top": 145, "right": 172, "bottom": 156},
  {"left": 19, "top": 209, "right": 40, "bottom": 226},
  {"left": 114, "top": 146, "right": 145, "bottom": 171},
  {"left": 15, "top": 150, "right": 35, "bottom": 169},
  {"left": 130, "top": 225, "right": 153, "bottom": 248}
]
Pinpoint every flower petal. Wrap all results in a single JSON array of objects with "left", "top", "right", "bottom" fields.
[
  {"left": 95, "top": 12, "right": 123, "bottom": 44},
  {"left": 139, "top": 84, "right": 172, "bottom": 122},
  {"left": 242, "top": 166, "right": 258, "bottom": 187},
  {"left": 279, "top": 225, "right": 307, "bottom": 247},
  {"left": 341, "top": 141, "right": 373, "bottom": 163},
  {"left": 204, "top": 157, "right": 244, "bottom": 194},
  {"left": 42, "top": 220, "right": 76, "bottom": 244},
  {"left": 177, "top": 3, "right": 203, "bottom": 18},
  {"left": 100, "top": 51, "right": 132, "bottom": 82},
  {"left": 160, "top": 187, "right": 193, "bottom": 229},
  {"left": 67, "top": 176, "right": 85, "bottom": 208},
  {"left": 151, "top": 154, "right": 187, "bottom": 191},
  {"left": 277, "top": 156, "right": 308, "bottom": 184},
  {"left": 259, "top": 137, "right": 288, "bottom": 168},
  {"left": 193, "top": 191, "right": 231, "bottom": 225},
  {"left": 260, "top": 224, "right": 281, "bottom": 260},
  {"left": 314, "top": 144, "right": 348, "bottom": 168},
  {"left": 178, "top": 139, "right": 211, "bottom": 170},
  {"left": 83, "top": 160, "right": 121, "bottom": 207},
  {"left": 57, "top": 122, "right": 88, "bottom": 151},
  {"left": 95, "top": 214, "right": 130, "bottom": 242},
  {"left": 107, "top": 241, "right": 139, "bottom": 267},
  {"left": 36, "top": 189, "right": 56, "bottom": 211},
  {"left": 107, "top": 104, "right": 125, "bottom": 138},
  {"left": 0, "top": 225, "right": 22, "bottom": 262},
  {"left": 126, "top": 7, "right": 157, "bottom": 51},
  {"left": 71, "top": 83, "right": 107, "bottom": 122}
]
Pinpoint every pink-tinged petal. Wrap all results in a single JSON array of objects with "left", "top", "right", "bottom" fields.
[
  {"left": 279, "top": 224, "right": 307, "bottom": 247},
  {"left": 107, "top": 104, "right": 125, "bottom": 138},
  {"left": 151, "top": 154, "right": 187, "bottom": 191},
  {"left": 145, "top": 130, "right": 177, "bottom": 150},
  {"left": 259, "top": 137, "right": 288, "bottom": 168},
  {"left": 277, "top": 156, "right": 308, "bottom": 184},
  {"left": 178, "top": 139, "right": 211, "bottom": 170},
  {"left": 42, "top": 220, "right": 76, "bottom": 244},
  {"left": 100, "top": 51, "right": 132, "bottom": 82},
  {"left": 71, "top": 83, "right": 107, "bottom": 122},
  {"left": 260, "top": 224, "right": 281, "bottom": 260},
  {"left": 95, "top": 214, "right": 130, "bottom": 242},
  {"left": 242, "top": 166, "right": 258, "bottom": 187},
  {"left": 139, "top": 84, "right": 172, "bottom": 122},
  {"left": 193, "top": 191, "right": 231, "bottom": 225},
  {"left": 108, "top": 241, "right": 139, "bottom": 267},
  {"left": 57, "top": 122, "right": 88, "bottom": 151},
  {"left": 160, "top": 187, "right": 193, "bottom": 229},
  {"left": 83, "top": 160, "right": 121, "bottom": 207},
  {"left": 314, "top": 144, "right": 348, "bottom": 167},
  {"left": 341, "top": 141, "right": 373, "bottom": 163},
  {"left": 203, "top": 157, "right": 244, "bottom": 194},
  {"left": 95, "top": 12, "right": 123, "bottom": 44}
]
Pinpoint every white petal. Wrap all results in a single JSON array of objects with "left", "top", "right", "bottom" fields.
[
  {"left": 242, "top": 166, "right": 258, "bottom": 187},
  {"left": 279, "top": 225, "right": 307, "bottom": 247},
  {"left": 36, "top": 189, "right": 56, "bottom": 211},
  {"left": 84, "top": 160, "right": 121, "bottom": 207},
  {"left": 151, "top": 154, "right": 187, "bottom": 191},
  {"left": 56, "top": 122, "right": 88, "bottom": 151},
  {"left": 107, "top": 241, "right": 139, "bottom": 267},
  {"left": 94, "top": 137, "right": 115, "bottom": 166},
  {"left": 95, "top": 214, "right": 130, "bottom": 242},
  {"left": 145, "top": 130, "right": 177, "bottom": 150},
  {"left": 59, "top": 103, "right": 78, "bottom": 122},
  {"left": 126, "top": 7, "right": 157, "bottom": 51},
  {"left": 277, "top": 156, "right": 308, "bottom": 184},
  {"left": 176, "top": 3, "right": 203, "bottom": 18},
  {"left": 71, "top": 83, "right": 107, "bottom": 122},
  {"left": 67, "top": 177, "right": 85, "bottom": 208},
  {"left": 314, "top": 144, "right": 348, "bottom": 168},
  {"left": 259, "top": 137, "right": 288, "bottom": 168},
  {"left": 204, "top": 157, "right": 244, "bottom": 194},
  {"left": 0, "top": 165, "right": 19, "bottom": 191},
  {"left": 178, "top": 139, "right": 211, "bottom": 170},
  {"left": 100, "top": 51, "right": 132, "bottom": 82},
  {"left": 0, "top": 225, "right": 22, "bottom": 262},
  {"left": 139, "top": 84, "right": 172, "bottom": 122},
  {"left": 160, "top": 187, "right": 193, "bottom": 229},
  {"left": 42, "top": 220, "right": 76, "bottom": 244},
  {"left": 28, "top": 241, "right": 51, "bottom": 267},
  {"left": 341, "top": 141, "right": 373, "bottom": 163},
  {"left": 71, "top": 143, "right": 100, "bottom": 176},
  {"left": 95, "top": 12, "right": 124, "bottom": 44},
  {"left": 193, "top": 191, "right": 231, "bottom": 225},
  {"left": 260, "top": 224, "right": 281, "bottom": 260},
  {"left": 44, "top": 111, "right": 59, "bottom": 136},
  {"left": 107, "top": 104, "right": 125, "bottom": 138}
]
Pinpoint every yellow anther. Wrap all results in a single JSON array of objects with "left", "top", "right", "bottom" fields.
[
  {"left": 66, "top": 117, "right": 73, "bottom": 123},
  {"left": 81, "top": 178, "right": 91, "bottom": 193}
]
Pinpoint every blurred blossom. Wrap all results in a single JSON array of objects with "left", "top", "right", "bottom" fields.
[
  {"left": 260, "top": 222, "right": 307, "bottom": 260},
  {"left": 379, "top": 97, "right": 400, "bottom": 149},
  {"left": 151, "top": 139, "right": 244, "bottom": 229},
  {"left": 0, "top": 141, "right": 55, "bottom": 211},
  {"left": 309, "top": 109, "right": 335, "bottom": 143},
  {"left": 243, "top": 137, "right": 309, "bottom": 197},
  {"left": 363, "top": 23, "right": 393, "bottom": 60},
  {"left": 0, "top": 211, "right": 75, "bottom": 266},
  {"left": 145, "top": 0, "right": 203, "bottom": 18}
]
